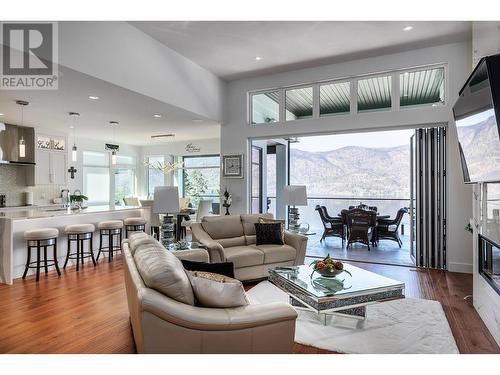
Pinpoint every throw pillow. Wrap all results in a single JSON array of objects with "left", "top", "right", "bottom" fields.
[
  {"left": 187, "top": 271, "right": 249, "bottom": 308},
  {"left": 258, "top": 217, "right": 285, "bottom": 242},
  {"left": 255, "top": 223, "right": 284, "bottom": 245},
  {"left": 181, "top": 259, "right": 235, "bottom": 278}
]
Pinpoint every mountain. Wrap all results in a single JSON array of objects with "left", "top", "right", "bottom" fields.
[
  {"left": 267, "top": 144, "right": 411, "bottom": 198},
  {"left": 457, "top": 114, "right": 500, "bottom": 181}
]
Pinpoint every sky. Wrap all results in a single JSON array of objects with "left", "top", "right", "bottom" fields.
[
  {"left": 292, "top": 129, "right": 415, "bottom": 152},
  {"left": 455, "top": 108, "right": 495, "bottom": 128}
]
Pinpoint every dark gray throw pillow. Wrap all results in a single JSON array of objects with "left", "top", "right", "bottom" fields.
[
  {"left": 181, "top": 259, "right": 235, "bottom": 278},
  {"left": 255, "top": 223, "right": 284, "bottom": 245}
]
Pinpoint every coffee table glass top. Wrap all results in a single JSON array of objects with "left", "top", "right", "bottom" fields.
[{"left": 269, "top": 264, "right": 404, "bottom": 300}]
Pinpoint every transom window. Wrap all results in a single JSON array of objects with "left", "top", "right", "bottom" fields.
[
  {"left": 400, "top": 67, "right": 445, "bottom": 108},
  {"left": 285, "top": 86, "right": 313, "bottom": 120},
  {"left": 320, "top": 81, "right": 351, "bottom": 116},
  {"left": 357, "top": 75, "right": 392, "bottom": 113},
  {"left": 248, "top": 64, "right": 446, "bottom": 124}
]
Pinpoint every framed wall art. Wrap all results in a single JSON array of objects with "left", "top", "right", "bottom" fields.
[{"left": 222, "top": 154, "right": 244, "bottom": 178}]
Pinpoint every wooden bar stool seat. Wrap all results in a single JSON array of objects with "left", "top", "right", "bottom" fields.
[
  {"left": 97, "top": 220, "right": 124, "bottom": 262},
  {"left": 23, "top": 228, "right": 61, "bottom": 282},
  {"left": 64, "top": 224, "right": 96, "bottom": 271},
  {"left": 123, "top": 217, "right": 147, "bottom": 238}
]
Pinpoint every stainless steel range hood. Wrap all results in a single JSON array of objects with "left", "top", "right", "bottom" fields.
[{"left": 0, "top": 123, "right": 36, "bottom": 165}]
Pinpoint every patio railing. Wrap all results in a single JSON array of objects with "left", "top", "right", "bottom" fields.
[{"left": 261, "top": 196, "right": 412, "bottom": 233}]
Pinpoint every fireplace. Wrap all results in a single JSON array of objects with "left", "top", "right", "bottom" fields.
[{"left": 478, "top": 235, "right": 500, "bottom": 295}]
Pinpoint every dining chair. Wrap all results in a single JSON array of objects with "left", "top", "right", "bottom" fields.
[
  {"left": 315, "top": 205, "right": 344, "bottom": 243},
  {"left": 375, "top": 208, "right": 408, "bottom": 247},
  {"left": 345, "top": 208, "right": 377, "bottom": 250},
  {"left": 180, "top": 199, "right": 213, "bottom": 234},
  {"left": 139, "top": 199, "right": 161, "bottom": 240}
]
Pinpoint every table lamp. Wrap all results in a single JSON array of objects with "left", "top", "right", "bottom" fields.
[
  {"left": 153, "top": 186, "right": 180, "bottom": 247},
  {"left": 283, "top": 185, "right": 308, "bottom": 232}
]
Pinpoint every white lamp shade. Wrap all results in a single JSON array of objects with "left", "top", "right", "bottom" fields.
[
  {"left": 153, "top": 186, "right": 180, "bottom": 214},
  {"left": 283, "top": 185, "right": 308, "bottom": 206}
]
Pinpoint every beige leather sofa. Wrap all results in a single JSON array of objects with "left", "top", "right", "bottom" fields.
[
  {"left": 122, "top": 232, "right": 297, "bottom": 354},
  {"left": 191, "top": 214, "right": 308, "bottom": 281}
]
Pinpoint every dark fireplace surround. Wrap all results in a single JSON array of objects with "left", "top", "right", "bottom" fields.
[{"left": 479, "top": 235, "right": 500, "bottom": 295}]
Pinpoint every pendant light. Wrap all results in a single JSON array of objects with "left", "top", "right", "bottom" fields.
[
  {"left": 16, "top": 100, "right": 29, "bottom": 158},
  {"left": 69, "top": 112, "right": 80, "bottom": 162},
  {"left": 109, "top": 121, "right": 119, "bottom": 165}
]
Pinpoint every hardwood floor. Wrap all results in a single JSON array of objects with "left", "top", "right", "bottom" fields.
[{"left": 0, "top": 256, "right": 498, "bottom": 354}]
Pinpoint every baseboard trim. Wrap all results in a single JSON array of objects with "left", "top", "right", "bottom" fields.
[{"left": 448, "top": 262, "right": 473, "bottom": 274}]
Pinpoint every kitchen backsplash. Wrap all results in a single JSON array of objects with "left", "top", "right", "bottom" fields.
[{"left": 0, "top": 165, "right": 61, "bottom": 206}]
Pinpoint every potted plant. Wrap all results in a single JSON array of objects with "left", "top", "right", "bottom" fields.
[{"left": 70, "top": 191, "right": 88, "bottom": 210}]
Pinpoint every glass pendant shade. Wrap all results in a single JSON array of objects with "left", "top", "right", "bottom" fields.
[
  {"left": 19, "top": 137, "right": 26, "bottom": 158},
  {"left": 111, "top": 150, "right": 117, "bottom": 165},
  {"left": 72, "top": 144, "right": 77, "bottom": 162}
]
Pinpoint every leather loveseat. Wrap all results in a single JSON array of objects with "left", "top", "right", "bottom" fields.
[
  {"left": 191, "top": 214, "right": 308, "bottom": 281},
  {"left": 122, "top": 232, "right": 297, "bottom": 353}
]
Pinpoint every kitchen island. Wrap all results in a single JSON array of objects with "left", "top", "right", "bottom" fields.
[{"left": 0, "top": 205, "right": 147, "bottom": 284}]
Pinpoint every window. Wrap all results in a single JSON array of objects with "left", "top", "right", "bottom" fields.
[
  {"left": 251, "top": 91, "right": 279, "bottom": 124},
  {"left": 251, "top": 146, "right": 262, "bottom": 213},
  {"left": 357, "top": 75, "right": 392, "bottom": 112},
  {"left": 182, "top": 155, "right": 220, "bottom": 207},
  {"left": 114, "top": 155, "right": 136, "bottom": 205},
  {"left": 83, "top": 151, "right": 110, "bottom": 205},
  {"left": 285, "top": 86, "right": 313, "bottom": 120},
  {"left": 147, "top": 156, "right": 165, "bottom": 197},
  {"left": 320, "top": 81, "right": 351, "bottom": 116},
  {"left": 400, "top": 67, "right": 445, "bottom": 108}
]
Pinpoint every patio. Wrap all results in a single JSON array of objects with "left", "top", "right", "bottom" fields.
[{"left": 306, "top": 232, "right": 413, "bottom": 266}]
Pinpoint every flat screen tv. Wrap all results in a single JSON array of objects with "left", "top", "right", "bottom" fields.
[{"left": 453, "top": 53, "right": 500, "bottom": 183}]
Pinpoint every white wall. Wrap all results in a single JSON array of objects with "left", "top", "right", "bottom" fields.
[
  {"left": 58, "top": 22, "right": 226, "bottom": 122},
  {"left": 222, "top": 41, "right": 473, "bottom": 273}
]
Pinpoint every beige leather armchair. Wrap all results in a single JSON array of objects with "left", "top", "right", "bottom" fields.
[
  {"left": 122, "top": 233, "right": 297, "bottom": 354},
  {"left": 191, "top": 214, "right": 308, "bottom": 281}
]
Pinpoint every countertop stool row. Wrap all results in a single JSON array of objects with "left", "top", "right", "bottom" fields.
[{"left": 22, "top": 217, "right": 147, "bottom": 282}]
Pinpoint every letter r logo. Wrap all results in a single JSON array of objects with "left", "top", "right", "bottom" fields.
[{"left": 2, "top": 23, "right": 53, "bottom": 75}]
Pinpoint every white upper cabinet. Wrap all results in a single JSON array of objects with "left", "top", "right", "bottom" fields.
[{"left": 35, "top": 134, "right": 67, "bottom": 185}]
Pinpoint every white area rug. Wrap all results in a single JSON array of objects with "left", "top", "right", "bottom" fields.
[{"left": 247, "top": 281, "right": 459, "bottom": 354}]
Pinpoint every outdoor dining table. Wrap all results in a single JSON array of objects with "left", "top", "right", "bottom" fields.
[{"left": 338, "top": 213, "right": 390, "bottom": 220}]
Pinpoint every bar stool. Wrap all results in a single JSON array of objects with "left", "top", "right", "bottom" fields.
[
  {"left": 124, "top": 217, "right": 147, "bottom": 238},
  {"left": 23, "top": 228, "right": 61, "bottom": 282},
  {"left": 64, "top": 224, "right": 96, "bottom": 271},
  {"left": 97, "top": 220, "right": 123, "bottom": 262}
]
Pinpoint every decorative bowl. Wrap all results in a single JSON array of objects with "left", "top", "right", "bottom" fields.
[
  {"left": 310, "top": 254, "right": 352, "bottom": 278},
  {"left": 313, "top": 268, "right": 348, "bottom": 278}
]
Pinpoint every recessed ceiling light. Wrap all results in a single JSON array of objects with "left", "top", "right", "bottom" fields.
[
  {"left": 153, "top": 114, "right": 162, "bottom": 118},
  {"left": 0, "top": 113, "right": 4, "bottom": 116},
  {"left": 88, "top": 95, "right": 99, "bottom": 100},
  {"left": 403, "top": 26, "right": 413, "bottom": 31},
  {"left": 255, "top": 56, "right": 262, "bottom": 61}
]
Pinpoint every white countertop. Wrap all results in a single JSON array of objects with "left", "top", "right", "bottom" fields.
[{"left": 0, "top": 205, "right": 142, "bottom": 220}]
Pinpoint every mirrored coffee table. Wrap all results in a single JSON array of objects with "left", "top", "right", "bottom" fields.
[{"left": 268, "top": 264, "right": 404, "bottom": 321}]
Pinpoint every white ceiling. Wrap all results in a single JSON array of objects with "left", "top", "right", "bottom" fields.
[
  {"left": 131, "top": 21, "right": 472, "bottom": 80},
  {"left": 0, "top": 66, "right": 220, "bottom": 146}
]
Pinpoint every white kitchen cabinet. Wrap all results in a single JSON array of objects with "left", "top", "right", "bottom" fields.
[{"left": 35, "top": 150, "right": 67, "bottom": 185}]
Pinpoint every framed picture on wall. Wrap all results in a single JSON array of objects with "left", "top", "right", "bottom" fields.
[{"left": 222, "top": 154, "right": 244, "bottom": 178}]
